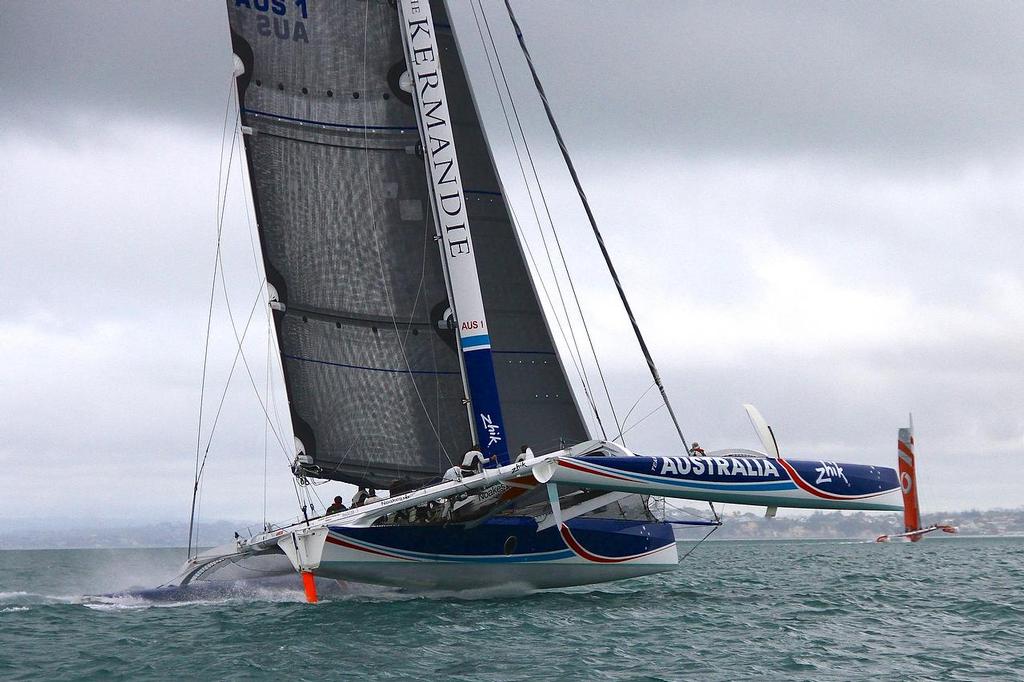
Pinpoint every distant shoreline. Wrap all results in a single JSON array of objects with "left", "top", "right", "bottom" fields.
[
  {"left": 3, "top": 535, "right": 1023, "bottom": 551},
  {"left": 2, "top": 508, "right": 1022, "bottom": 550}
]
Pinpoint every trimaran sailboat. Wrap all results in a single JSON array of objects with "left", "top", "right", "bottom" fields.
[{"left": 166, "top": 0, "right": 905, "bottom": 600}]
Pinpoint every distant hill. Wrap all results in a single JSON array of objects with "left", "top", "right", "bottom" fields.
[
  {"left": 0, "top": 520, "right": 254, "bottom": 550},
  {"left": 1, "top": 508, "right": 1022, "bottom": 549}
]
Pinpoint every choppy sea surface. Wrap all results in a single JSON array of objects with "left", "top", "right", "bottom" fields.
[{"left": 1, "top": 536, "right": 1021, "bottom": 680}]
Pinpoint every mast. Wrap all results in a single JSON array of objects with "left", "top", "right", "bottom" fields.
[{"left": 397, "top": 0, "right": 510, "bottom": 466}]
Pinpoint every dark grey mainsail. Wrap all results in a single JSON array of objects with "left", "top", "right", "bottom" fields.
[{"left": 227, "top": 0, "right": 586, "bottom": 489}]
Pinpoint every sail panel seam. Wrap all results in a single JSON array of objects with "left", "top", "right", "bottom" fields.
[
  {"left": 285, "top": 305, "right": 435, "bottom": 328},
  {"left": 257, "top": 130, "right": 409, "bottom": 152},
  {"left": 241, "top": 107, "right": 417, "bottom": 132}
]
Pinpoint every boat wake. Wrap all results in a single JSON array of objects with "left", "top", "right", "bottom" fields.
[
  {"left": 83, "top": 575, "right": 333, "bottom": 609},
  {"left": 0, "top": 579, "right": 321, "bottom": 612},
  {"left": 3, "top": 578, "right": 540, "bottom": 612}
]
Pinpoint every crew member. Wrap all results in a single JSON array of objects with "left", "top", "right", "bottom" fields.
[
  {"left": 442, "top": 463, "right": 462, "bottom": 482},
  {"left": 326, "top": 495, "right": 347, "bottom": 515},
  {"left": 690, "top": 442, "right": 706, "bottom": 456},
  {"left": 461, "top": 444, "right": 486, "bottom": 475}
]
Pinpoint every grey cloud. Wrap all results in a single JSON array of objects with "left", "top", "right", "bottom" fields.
[
  {"left": 6, "top": 2, "right": 1023, "bottom": 164},
  {"left": 0, "top": 2, "right": 231, "bottom": 133},
  {"left": 493, "top": 1, "right": 1024, "bottom": 163}
]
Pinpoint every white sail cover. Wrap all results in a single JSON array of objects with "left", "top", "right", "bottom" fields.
[{"left": 226, "top": 0, "right": 587, "bottom": 489}]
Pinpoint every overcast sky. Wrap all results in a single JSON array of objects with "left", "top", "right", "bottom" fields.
[{"left": 1, "top": 1, "right": 1021, "bottom": 528}]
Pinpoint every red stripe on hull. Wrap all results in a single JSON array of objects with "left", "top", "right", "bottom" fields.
[
  {"left": 776, "top": 458, "right": 878, "bottom": 501},
  {"left": 559, "top": 459, "right": 634, "bottom": 482},
  {"left": 325, "top": 534, "right": 414, "bottom": 561},
  {"left": 558, "top": 525, "right": 669, "bottom": 564}
]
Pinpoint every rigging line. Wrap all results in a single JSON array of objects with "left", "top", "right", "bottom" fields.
[
  {"left": 263, "top": 324, "right": 270, "bottom": 527},
  {"left": 420, "top": 214, "right": 446, "bottom": 472},
  {"left": 679, "top": 523, "right": 720, "bottom": 563},
  {"left": 194, "top": 476, "right": 203, "bottom": 555},
  {"left": 664, "top": 498, "right": 718, "bottom": 522},
  {"left": 467, "top": 1, "right": 605, "bottom": 438},
  {"left": 210, "top": 120, "right": 293, "bottom": 465},
  {"left": 502, "top": 0, "right": 691, "bottom": 452},
  {"left": 189, "top": 244, "right": 219, "bottom": 557},
  {"left": 475, "top": 0, "right": 622, "bottom": 441},
  {"left": 612, "top": 402, "right": 667, "bottom": 443},
  {"left": 189, "top": 75, "right": 241, "bottom": 560},
  {"left": 214, "top": 257, "right": 291, "bottom": 460},
  {"left": 398, "top": 212, "right": 432, "bottom": 350},
  {"left": 195, "top": 283, "right": 276, "bottom": 489},
  {"left": 214, "top": 76, "right": 237, "bottom": 240},
  {"left": 266, "top": 340, "right": 287, "bottom": 434},
  {"left": 231, "top": 84, "right": 283, "bottom": 511},
  {"left": 290, "top": 477, "right": 305, "bottom": 521},
  {"left": 467, "top": 0, "right": 604, "bottom": 435},
  {"left": 257, "top": 253, "right": 289, "bottom": 446},
  {"left": 232, "top": 94, "right": 264, "bottom": 285},
  {"left": 620, "top": 382, "right": 658, "bottom": 434},
  {"left": 236, "top": 89, "right": 290, "bottom": 450},
  {"left": 306, "top": 481, "right": 326, "bottom": 514},
  {"left": 217, "top": 129, "right": 240, "bottom": 236},
  {"left": 361, "top": 2, "right": 454, "bottom": 469},
  {"left": 198, "top": 126, "right": 289, "bottom": 467},
  {"left": 504, "top": 200, "right": 605, "bottom": 434}
]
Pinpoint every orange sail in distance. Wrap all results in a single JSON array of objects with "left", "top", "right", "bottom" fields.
[{"left": 876, "top": 420, "right": 957, "bottom": 543}]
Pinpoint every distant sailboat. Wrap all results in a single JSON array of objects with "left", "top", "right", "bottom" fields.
[
  {"left": 170, "top": 0, "right": 904, "bottom": 599},
  {"left": 876, "top": 419, "right": 957, "bottom": 543}
]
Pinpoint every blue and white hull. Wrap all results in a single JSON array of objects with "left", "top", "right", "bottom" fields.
[
  {"left": 316, "top": 516, "right": 678, "bottom": 590},
  {"left": 170, "top": 441, "right": 903, "bottom": 595}
]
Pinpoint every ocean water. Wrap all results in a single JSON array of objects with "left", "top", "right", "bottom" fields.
[{"left": 1, "top": 537, "right": 1021, "bottom": 680}]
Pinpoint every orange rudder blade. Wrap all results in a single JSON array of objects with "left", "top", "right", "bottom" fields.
[{"left": 301, "top": 571, "right": 318, "bottom": 604}]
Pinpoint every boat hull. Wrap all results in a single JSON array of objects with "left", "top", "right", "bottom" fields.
[{"left": 316, "top": 516, "right": 678, "bottom": 590}]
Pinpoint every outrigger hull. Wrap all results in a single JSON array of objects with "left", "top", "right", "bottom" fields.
[{"left": 535, "top": 454, "right": 903, "bottom": 511}]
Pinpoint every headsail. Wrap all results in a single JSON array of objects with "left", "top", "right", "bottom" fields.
[{"left": 226, "top": 0, "right": 587, "bottom": 489}]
